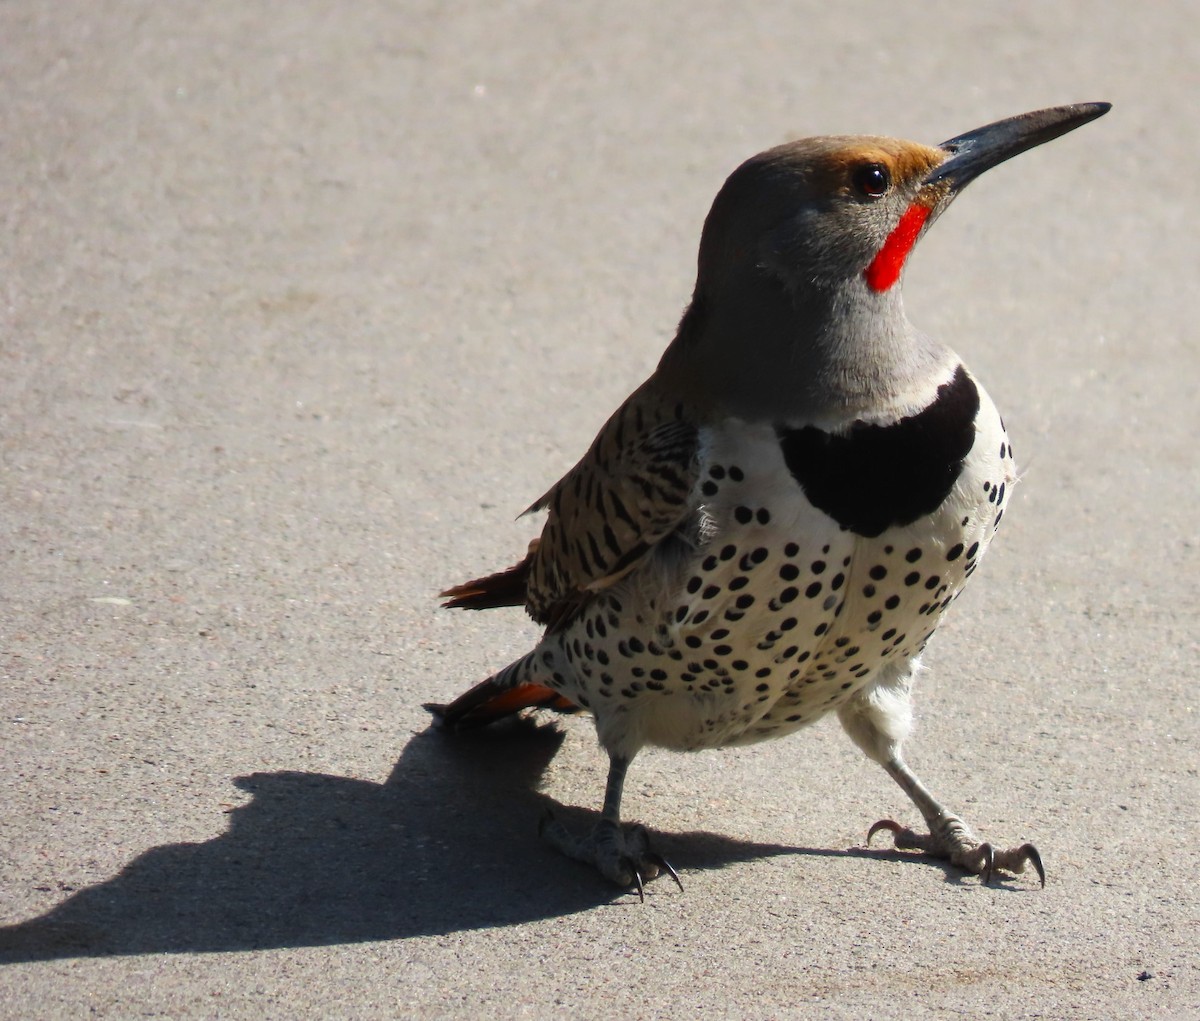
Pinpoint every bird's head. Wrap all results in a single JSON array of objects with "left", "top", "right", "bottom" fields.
[
  {"left": 697, "top": 103, "right": 1111, "bottom": 299},
  {"left": 667, "top": 103, "right": 1110, "bottom": 421}
]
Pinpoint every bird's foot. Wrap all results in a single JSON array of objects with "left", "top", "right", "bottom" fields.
[
  {"left": 539, "top": 812, "right": 683, "bottom": 901},
  {"left": 866, "top": 814, "right": 1045, "bottom": 887}
]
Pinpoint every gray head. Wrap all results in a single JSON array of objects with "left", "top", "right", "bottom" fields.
[{"left": 659, "top": 103, "right": 1111, "bottom": 423}]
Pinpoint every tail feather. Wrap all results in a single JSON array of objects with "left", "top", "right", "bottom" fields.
[
  {"left": 439, "top": 540, "right": 538, "bottom": 612},
  {"left": 425, "top": 678, "right": 579, "bottom": 731},
  {"left": 434, "top": 540, "right": 581, "bottom": 729}
]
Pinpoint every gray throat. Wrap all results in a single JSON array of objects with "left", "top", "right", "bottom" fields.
[{"left": 660, "top": 271, "right": 952, "bottom": 426}]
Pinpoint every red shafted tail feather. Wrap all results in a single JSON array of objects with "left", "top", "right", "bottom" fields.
[
  {"left": 434, "top": 539, "right": 580, "bottom": 729},
  {"left": 439, "top": 539, "right": 539, "bottom": 612},
  {"left": 424, "top": 679, "right": 580, "bottom": 731}
]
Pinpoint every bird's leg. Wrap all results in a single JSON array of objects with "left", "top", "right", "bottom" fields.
[
  {"left": 838, "top": 665, "right": 1043, "bottom": 886},
  {"left": 539, "top": 753, "right": 682, "bottom": 900},
  {"left": 866, "top": 756, "right": 1044, "bottom": 886}
]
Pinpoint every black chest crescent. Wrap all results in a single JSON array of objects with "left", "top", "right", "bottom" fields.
[{"left": 776, "top": 366, "right": 981, "bottom": 538}]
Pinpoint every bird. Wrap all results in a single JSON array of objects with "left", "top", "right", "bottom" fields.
[{"left": 427, "top": 102, "right": 1111, "bottom": 898}]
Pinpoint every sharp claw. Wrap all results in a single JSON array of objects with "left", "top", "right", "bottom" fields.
[
  {"left": 867, "top": 818, "right": 903, "bottom": 846},
  {"left": 865, "top": 816, "right": 1044, "bottom": 888},
  {"left": 623, "top": 858, "right": 645, "bottom": 903},
  {"left": 541, "top": 814, "right": 682, "bottom": 899},
  {"left": 1021, "top": 843, "right": 1046, "bottom": 888},
  {"left": 648, "top": 852, "right": 684, "bottom": 892},
  {"left": 979, "top": 842, "right": 995, "bottom": 885}
]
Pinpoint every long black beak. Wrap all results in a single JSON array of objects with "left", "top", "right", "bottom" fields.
[{"left": 925, "top": 102, "right": 1111, "bottom": 192}]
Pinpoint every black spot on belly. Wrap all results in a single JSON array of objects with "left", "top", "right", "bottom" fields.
[{"left": 776, "top": 366, "right": 980, "bottom": 538}]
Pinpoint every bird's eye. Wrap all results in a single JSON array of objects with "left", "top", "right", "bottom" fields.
[{"left": 852, "top": 163, "right": 890, "bottom": 198}]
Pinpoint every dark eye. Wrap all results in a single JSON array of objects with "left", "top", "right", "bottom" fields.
[{"left": 852, "top": 163, "right": 890, "bottom": 198}]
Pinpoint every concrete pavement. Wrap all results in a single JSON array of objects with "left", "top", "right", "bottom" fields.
[{"left": 2, "top": 2, "right": 1196, "bottom": 1017}]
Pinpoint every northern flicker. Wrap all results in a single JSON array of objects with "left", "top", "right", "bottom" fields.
[{"left": 428, "top": 103, "right": 1110, "bottom": 897}]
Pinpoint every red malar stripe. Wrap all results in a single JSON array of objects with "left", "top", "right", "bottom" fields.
[{"left": 864, "top": 203, "right": 931, "bottom": 292}]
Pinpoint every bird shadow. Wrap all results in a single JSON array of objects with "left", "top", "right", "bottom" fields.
[{"left": 0, "top": 718, "right": 898, "bottom": 963}]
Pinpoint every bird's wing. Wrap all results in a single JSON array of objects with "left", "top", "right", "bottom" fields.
[{"left": 522, "top": 383, "right": 701, "bottom": 629}]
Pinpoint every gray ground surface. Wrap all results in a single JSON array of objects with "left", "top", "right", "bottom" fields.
[{"left": 2, "top": 2, "right": 1197, "bottom": 1018}]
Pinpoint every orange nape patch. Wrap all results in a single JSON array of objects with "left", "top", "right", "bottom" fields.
[
  {"left": 864, "top": 202, "right": 931, "bottom": 292},
  {"left": 759, "top": 137, "right": 946, "bottom": 198},
  {"left": 816, "top": 139, "right": 945, "bottom": 190}
]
